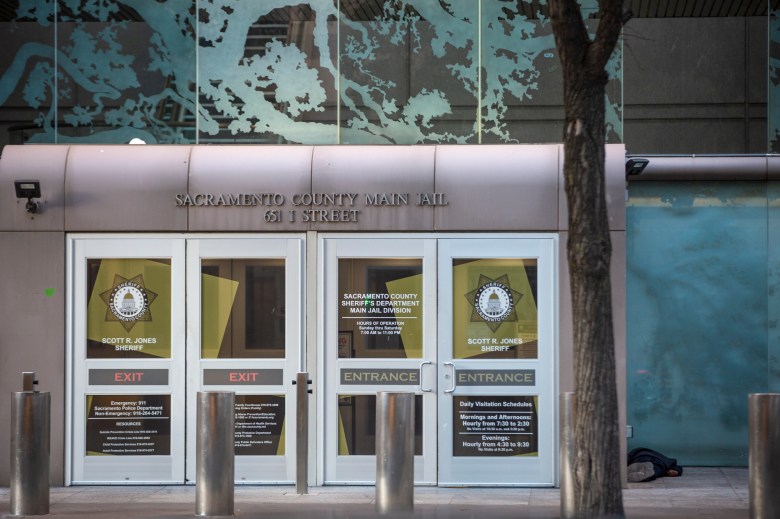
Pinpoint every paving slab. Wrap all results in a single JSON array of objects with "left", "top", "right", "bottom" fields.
[{"left": 0, "top": 467, "right": 750, "bottom": 519}]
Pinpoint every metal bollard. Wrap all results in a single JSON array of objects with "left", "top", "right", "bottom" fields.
[
  {"left": 375, "top": 392, "right": 414, "bottom": 514},
  {"left": 295, "top": 372, "right": 312, "bottom": 495},
  {"left": 196, "top": 391, "right": 235, "bottom": 517},
  {"left": 10, "top": 371, "right": 50, "bottom": 516},
  {"left": 560, "top": 392, "right": 576, "bottom": 519},
  {"left": 749, "top": 393, "right": 780, "bottom": 519}
]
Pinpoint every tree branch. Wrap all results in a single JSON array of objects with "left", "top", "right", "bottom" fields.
[{"left": 591, "top": 0, "right": 624, "bottom": 70}]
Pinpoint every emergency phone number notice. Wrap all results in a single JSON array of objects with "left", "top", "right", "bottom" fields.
[{"left": 85, "top": 394, "right": 171, "bottom": 456}]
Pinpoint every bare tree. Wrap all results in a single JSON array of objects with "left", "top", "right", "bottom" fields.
[{"left": 549, "top": 0, "right": 625, "bottom": 517}]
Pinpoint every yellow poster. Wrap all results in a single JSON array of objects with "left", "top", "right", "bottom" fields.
[
  {"left": 452, "top": 258, "right": 538, "bottom": 360},
  {"left": 200, "top": 272, "right": 239, "bottom": 359},
  {"left": 87, "top": 258, "right": 172, "bottom": 359}
]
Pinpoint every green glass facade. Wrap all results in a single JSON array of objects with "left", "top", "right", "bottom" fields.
[{"left": 627, "top": 181, "right": 780, "bottom": 465}]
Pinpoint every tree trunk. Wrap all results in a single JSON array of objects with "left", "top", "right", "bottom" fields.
[{"left": 549, "top": 1, "right": 624, "bottom": 517}]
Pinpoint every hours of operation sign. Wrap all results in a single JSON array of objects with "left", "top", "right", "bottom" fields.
[{"left": 453, "top": 395, "right": 538, "bottom": 457}]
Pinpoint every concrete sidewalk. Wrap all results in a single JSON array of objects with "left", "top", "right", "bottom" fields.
[{"left": 0, "top": 467, "right": 748, "bottom": 518}]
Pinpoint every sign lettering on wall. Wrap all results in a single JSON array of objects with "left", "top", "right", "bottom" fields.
[{"left": 174, "top": 191, "right": 449, "bottom": 224}]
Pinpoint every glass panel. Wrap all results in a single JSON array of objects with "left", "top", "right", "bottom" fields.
[
  {"left": 770, "top": 6, "right": 780, "bottom": 152},
  {"left": 480, "top": 0, "right": 621, "bottom": 144},
  {"left": 234, "top": 394, "right": 285, "bottom": 456},
  {"left": 627, "top": 182, "right": 768, "bottom": 465},
  {"left": 201, "top": 259, "right": 285, "bottom": 359},
  {"left": 452, "top": 258, "right": 538, "bottom": 360},
  {"left": 338, "top": 258, "right": 423, "bottom": 359},
  {"left": 86, "top": 258, "right": 172, "bottom": 359},
  {"left": 198, "top": 2, "right": 338, "bottom": 144},
  {"left": 55, "top": 0, "right": 196, "bottom": 144},
  {"left": 337, "top": 394, "right": 422, "bottom": 455},
  {"left": 85, "top": 394, "right": 171, "bottom": 455},
  {"left": 768, "top": 182, "right": 780, "bottom": 392},
  {"left": 339, "top": 0, "right": 478, "bottom": 144},
  {"left": 1, "top": 0, "right": 625, "bottom": 146},
  {"left": 453, "top": 395, "right": 538, "bottom": 457},
  {"left": 0, "top": 0, "right": 56, "bottom": 144}
]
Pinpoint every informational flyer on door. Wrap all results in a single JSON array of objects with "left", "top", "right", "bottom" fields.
[
  {"left": 85, "top": 394, "right": 170, "bottom": 456},
  {"left": 338, "top": 258, "right": 423, "bottom": 358},
  {"left": 234, "top": 395, "right": 285, "bottom": 455},
  {"left": 86, "top": 258, "right": 172, "bottom": 359},
  {"left": 452, "top": 258, "right": 538, "bottom": 360},
  {"left": 453, "top": 395, "right": 538, "bottom": 457}
]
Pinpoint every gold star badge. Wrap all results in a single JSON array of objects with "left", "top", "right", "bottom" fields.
[
  {"left": 99, "top": 274, "right": 158, "bottom": 332},
  {"left": 464, "top": 274, "right": 522, "bottom": 332}
]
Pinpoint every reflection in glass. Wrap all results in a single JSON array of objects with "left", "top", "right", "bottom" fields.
[
  {"left": 338, "top": 258, "right": 423, "bottom": 359},
  {"left": 201, "top": 259, "right": 285, "bottom": 359},
  {"left": 198, "top": 3, "right": 338, "bottom": 144},
  {"left": 452, "top": 258, "right": 538, "bottom": 360},
  {"left": 1, "top": 0, "right": 624, "bottom": 146},
  {"left": 770, "top": 6, "right": 780, "bottom": 152},
  {"left": 339, "top": 0, "right": 478, "bottom": 143},
  {"left": 337, "top": 394, "right": 422, "bottom": 455},
  {"left": 86, "top": 258, "right": 172, "bottom": 359},
  {"left": 55, "top": 1, "right": 196, "bottom": 144}
]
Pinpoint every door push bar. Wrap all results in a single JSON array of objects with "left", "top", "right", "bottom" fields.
[
  {"left": 444, "top": 362, "right": 456, "bottom": 393},
  {"left": 419, "top": 360, "right": 433, "bottom": 392}
]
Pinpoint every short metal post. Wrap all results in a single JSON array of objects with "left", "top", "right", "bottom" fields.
[
  {"left": 749, "top": 393, "right": 780, "bottom": 519},
  {"left": 196, "top": 391, "right": 235, "bottom": 517},
  {"left": 560, "top": 392, "right": 576, "bottom": 519},
  {"left": 375, "top": 391, "right": 414, "bottom": 514},
  {"left": 10, "top": 371, "right": 50, "bottom": 516},
  {"left": 295, "top": 372, "right": 311, "bottom": 495}
]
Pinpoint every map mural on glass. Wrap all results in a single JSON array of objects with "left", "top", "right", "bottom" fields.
[{"left": 0, "top": 0, "right": 622, "bottom": 145}]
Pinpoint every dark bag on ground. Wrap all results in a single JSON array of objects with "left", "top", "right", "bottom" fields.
[{"left": 627, "top": 447, "right": 683, "bottom": 482}]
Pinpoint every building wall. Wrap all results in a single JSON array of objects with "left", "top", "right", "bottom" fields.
[
  {"left": 623, "top": 17, "right": 768, "bottom": 154},
  {"left": 0, "top": 232, "right": 66, "bottom": 485},
  {"left": 0, "top": 143, "right": 627, "bottom": 485}
]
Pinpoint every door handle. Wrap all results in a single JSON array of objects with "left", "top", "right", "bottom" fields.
[
  {"left": 444, "top": 362, "right": 456, "bottom": 393},
  {"left": 419, "top": 360, "right": 433, "bottom": 392}
]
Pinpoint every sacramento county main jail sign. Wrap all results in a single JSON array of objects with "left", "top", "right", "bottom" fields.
[{"left": 174, "top": 192, "right": 449, "bottom": 223}]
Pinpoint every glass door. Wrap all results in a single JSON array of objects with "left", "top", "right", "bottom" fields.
[
  {"left": 437, "top": 237, "right": 557, "bottom": 486},
  {"left": 321, "top": 237, "right": 437, "bottom": 484},
  {"left": 69, "top": 236, "right": 186, "bottom": 484},
  {"left": 185, "top": 237, "right": 304, "bottom": 483}
]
